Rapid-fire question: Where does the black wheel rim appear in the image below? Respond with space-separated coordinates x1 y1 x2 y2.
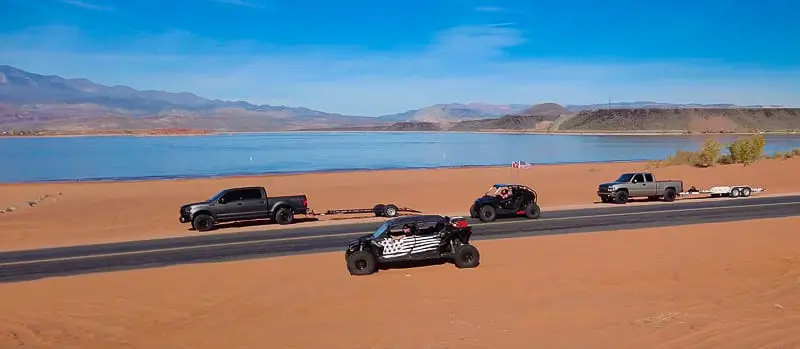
279 210 291 221
355 259 367 270
463 252 474 263
199 219 209 229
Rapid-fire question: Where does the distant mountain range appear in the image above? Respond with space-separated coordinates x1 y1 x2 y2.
0 65 789 133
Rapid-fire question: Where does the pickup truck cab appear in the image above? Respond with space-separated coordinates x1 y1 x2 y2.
597 172 684 204
179 186 309 232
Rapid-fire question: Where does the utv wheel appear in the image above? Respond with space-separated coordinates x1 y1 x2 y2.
478 205 496 222
383 204 399 217
613 190 629 204
663 188 677 202
192 214 215 232
453 244 480 269
346 251 377 275
469 204 478 218
524 203 541 219
274 207 294 225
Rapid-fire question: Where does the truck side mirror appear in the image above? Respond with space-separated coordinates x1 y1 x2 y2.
218 198 226 204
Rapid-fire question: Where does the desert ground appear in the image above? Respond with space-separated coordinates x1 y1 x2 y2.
1 216 798 349
2 157 800 251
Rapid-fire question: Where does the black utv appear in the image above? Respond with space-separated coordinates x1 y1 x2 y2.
469 184 541 222
344 215 480 276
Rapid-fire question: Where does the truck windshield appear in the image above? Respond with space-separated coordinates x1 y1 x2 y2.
616 173 635 182
371 222 390 239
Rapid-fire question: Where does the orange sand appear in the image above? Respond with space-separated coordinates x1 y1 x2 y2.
1 216 798 349
1 157 800 251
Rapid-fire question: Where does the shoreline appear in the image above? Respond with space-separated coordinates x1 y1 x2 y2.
0 159 657 185
1 157 799 251
3 129 800 139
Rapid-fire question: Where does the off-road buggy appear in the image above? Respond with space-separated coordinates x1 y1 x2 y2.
469 184 541 222
344 215 480 276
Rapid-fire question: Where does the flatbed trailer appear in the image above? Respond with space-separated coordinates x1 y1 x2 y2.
308 203 422 218
679 185 765 198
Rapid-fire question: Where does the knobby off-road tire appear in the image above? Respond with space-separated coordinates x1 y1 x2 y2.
469 204 478 218
524 203 541 219
192 214 215 232
346 251 377 275
453 244 480 269
478 205 497 222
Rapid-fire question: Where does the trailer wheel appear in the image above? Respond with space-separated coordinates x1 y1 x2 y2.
730 187 741 198
373 204 386 217
741 187 752 197
383 204 399 217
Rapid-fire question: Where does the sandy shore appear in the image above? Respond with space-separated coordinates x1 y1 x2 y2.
2 157 800 251
1 216 798 348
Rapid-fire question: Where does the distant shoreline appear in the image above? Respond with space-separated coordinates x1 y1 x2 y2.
3 129 800 139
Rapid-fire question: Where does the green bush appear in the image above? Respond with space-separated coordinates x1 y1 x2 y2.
727 134 765 165
692 138 722 167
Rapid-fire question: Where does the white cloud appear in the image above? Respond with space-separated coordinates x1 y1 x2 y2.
56 0 114 11
207 0 269 9
0 25 798 116
474 6 505 12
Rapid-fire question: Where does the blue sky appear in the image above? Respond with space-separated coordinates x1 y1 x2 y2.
1 0 798 116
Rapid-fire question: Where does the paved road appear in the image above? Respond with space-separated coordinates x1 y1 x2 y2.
2 195 799 283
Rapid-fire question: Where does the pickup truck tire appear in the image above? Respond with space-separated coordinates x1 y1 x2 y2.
524 203 541 219
478 205 497 222
613 190 629 204
274 207 294 225
192 214 215 232
452 244 480 269
663 188 677 202
346 251 377 275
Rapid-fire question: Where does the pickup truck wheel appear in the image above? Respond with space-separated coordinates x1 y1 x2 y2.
274 207 294 225
452 244 480 269
478 205 496 222
346 251 377 275
663 188 677 202
613 191 629 204
524 203 541 219
192 214 215 232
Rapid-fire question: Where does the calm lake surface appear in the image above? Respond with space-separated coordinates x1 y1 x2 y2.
1 132 799 183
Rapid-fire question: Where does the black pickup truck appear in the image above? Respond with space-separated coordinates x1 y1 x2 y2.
179 186 309 232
